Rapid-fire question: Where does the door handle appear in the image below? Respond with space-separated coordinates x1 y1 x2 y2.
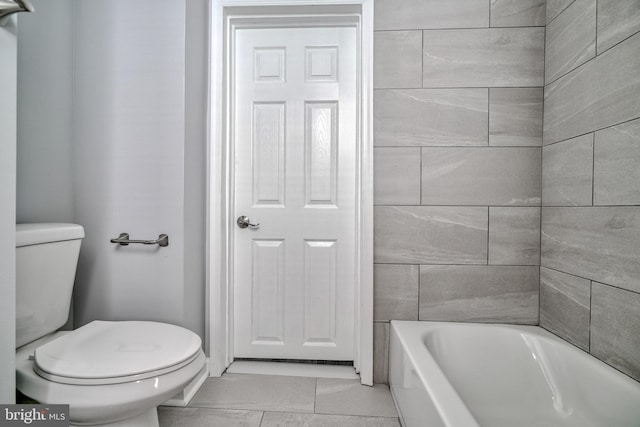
237 216 260 229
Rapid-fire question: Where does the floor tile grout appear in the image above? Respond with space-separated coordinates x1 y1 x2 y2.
313 377 318 414
160 407 401 426
162 374 399 425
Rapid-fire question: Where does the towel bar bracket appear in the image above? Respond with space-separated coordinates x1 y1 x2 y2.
0 0 35 21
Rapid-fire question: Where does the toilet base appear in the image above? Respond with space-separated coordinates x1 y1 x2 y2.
71 409 158 427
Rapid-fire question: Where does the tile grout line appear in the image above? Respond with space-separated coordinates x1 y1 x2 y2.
540 265 640 296
376 262 543 267
546 0 579 27
374 86 549 91
595 24 640 57
417 263 421 321
313 377 317 414
421 28 424 89
595 0 599 55
589 280 593 354
419 147 423 206
487 87 491 146
392 146 542 150
375 25 546 32
486 206 490 265
545 28 640 87
375 203 640 208
540 12 546 320
591 132 595 206
543 115 640 148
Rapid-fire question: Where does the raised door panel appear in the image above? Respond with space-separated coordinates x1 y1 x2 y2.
253 102 286 207
251 239 285 345
303 240 338 346
305 102 338 207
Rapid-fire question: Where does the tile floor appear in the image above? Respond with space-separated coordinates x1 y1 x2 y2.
158 374 400 427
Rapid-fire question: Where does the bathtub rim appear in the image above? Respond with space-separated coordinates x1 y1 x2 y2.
390 320 480 427
389 320 640 427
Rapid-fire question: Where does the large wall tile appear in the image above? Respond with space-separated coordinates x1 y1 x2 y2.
375 0 489 31
374 31 422 89
545 0 596 83
546 0 575 24
594 119 640 206
541 207 640 293
419 265 539 324
422 147 541 206
542 0 640 376
374 148 421 205
597 0 640 54
489 88 543 147
543 32 640 145
591 282 640 381
374 206 488 264
374 264 419 321
373 322 390 384
542 134 593 206
490 0 546 27
488 207 540 265
539 267 590 351
374 89 488 147
423 28 544 88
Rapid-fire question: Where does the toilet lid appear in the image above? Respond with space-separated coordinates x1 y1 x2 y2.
34 320 202 385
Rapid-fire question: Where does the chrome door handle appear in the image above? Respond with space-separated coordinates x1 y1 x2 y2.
237 216 260 229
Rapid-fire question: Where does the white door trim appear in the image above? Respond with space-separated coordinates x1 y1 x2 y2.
206 0 374 385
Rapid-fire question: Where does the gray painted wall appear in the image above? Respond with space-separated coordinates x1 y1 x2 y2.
0 15 17 404
15 0 208 344
540 0 640 382
17 0 74 223
71 0 187 329
372 0 545 383
183 0 209 350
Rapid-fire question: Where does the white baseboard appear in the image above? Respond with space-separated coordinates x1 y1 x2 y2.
161 360 210 407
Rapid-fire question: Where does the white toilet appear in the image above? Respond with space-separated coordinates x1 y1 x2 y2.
15 223 207 427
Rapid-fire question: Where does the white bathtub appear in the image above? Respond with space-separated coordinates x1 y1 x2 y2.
389 321 640 427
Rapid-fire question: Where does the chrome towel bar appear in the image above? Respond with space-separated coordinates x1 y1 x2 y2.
110 232 169 247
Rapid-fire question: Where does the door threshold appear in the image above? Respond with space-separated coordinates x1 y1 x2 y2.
226 360 359 380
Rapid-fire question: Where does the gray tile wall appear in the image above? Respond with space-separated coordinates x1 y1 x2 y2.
544 0 596 83
423 28 544 88
419 265 539 323
541 3 640 382
543 33 640 145
597 0 640 54
373 0 544 383
489 88 543 147
546 0 575 24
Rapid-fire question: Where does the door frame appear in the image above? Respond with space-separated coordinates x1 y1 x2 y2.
206 0 374 385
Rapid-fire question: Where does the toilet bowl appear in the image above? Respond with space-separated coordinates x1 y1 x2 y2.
15 224 207 426
16 322 206 427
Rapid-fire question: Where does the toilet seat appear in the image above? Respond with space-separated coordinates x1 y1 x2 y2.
34 320 202 386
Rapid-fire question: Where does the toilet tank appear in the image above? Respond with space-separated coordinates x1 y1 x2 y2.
16 223 85 348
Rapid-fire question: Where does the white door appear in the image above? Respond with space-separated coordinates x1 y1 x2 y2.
233 26 357 360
